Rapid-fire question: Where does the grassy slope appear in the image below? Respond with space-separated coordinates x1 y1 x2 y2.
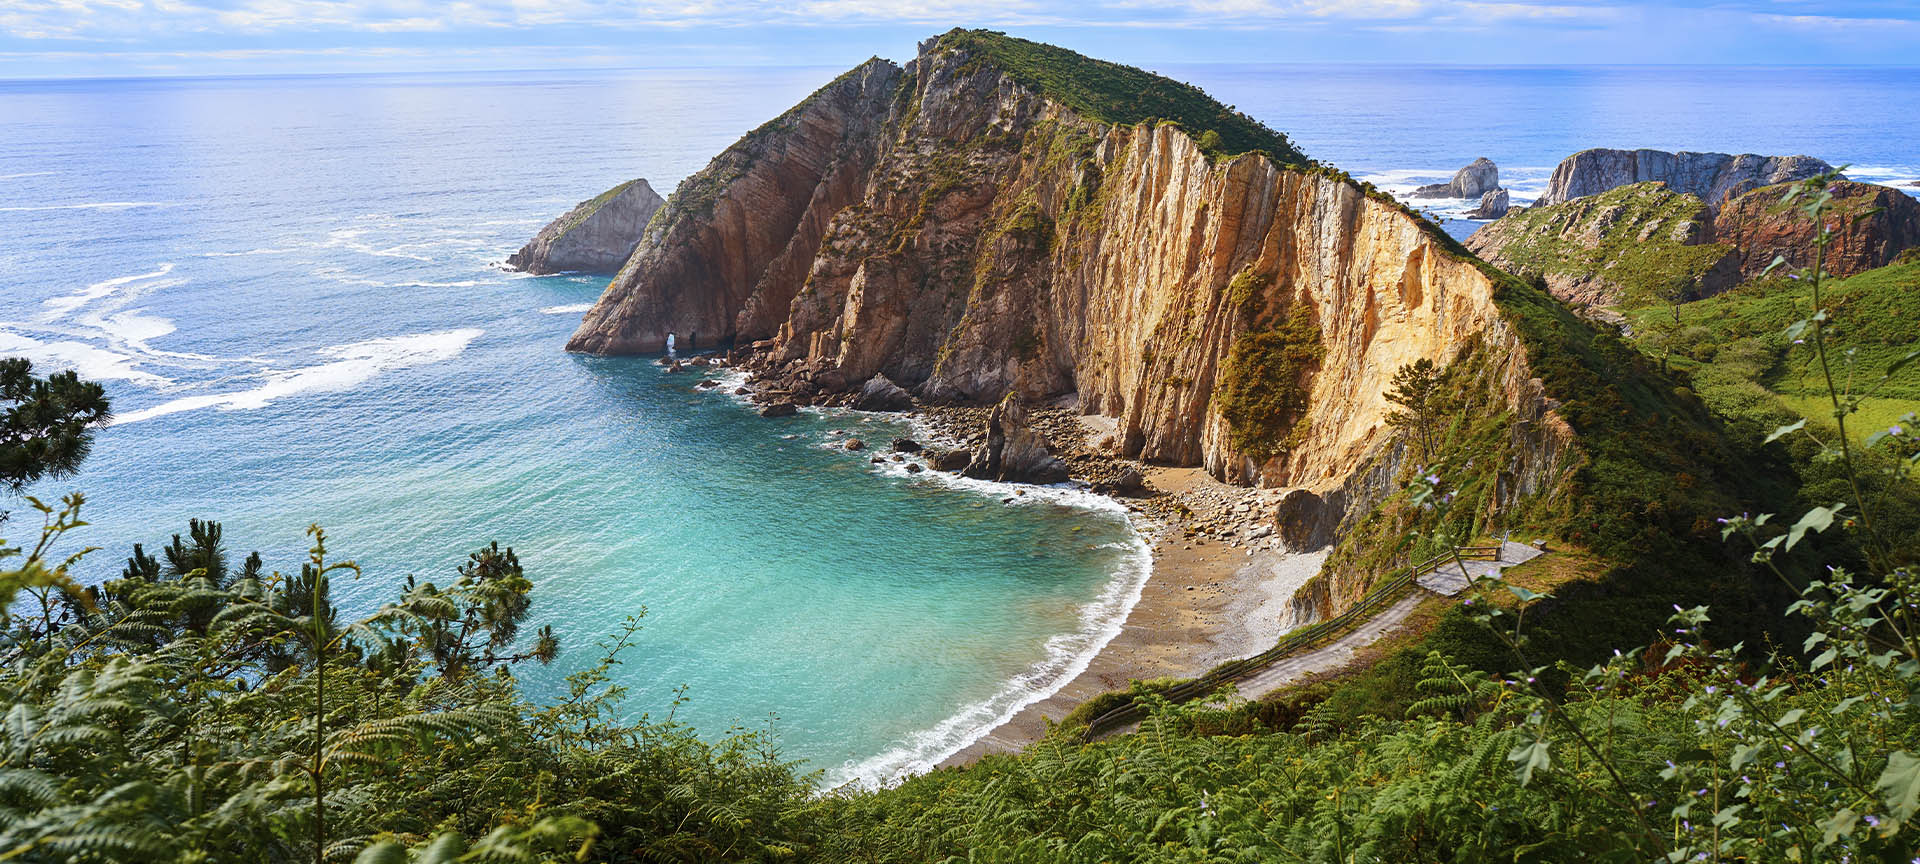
1473 181 1733 303
936 29 1308 166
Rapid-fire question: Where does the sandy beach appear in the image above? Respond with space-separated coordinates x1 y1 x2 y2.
941 465 1328 766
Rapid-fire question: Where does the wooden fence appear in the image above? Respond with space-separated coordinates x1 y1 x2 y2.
1076 545 1501 742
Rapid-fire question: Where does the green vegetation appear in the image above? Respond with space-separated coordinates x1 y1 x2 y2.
1384 358 1446 461
1475 181 1735 305
555 179 640 238
935 29 1307 166
1 359 109 499
1217 303 1324 461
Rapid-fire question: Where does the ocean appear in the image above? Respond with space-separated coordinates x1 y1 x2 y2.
2 62 1914 786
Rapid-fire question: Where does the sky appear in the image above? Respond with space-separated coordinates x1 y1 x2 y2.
2 1 1918 78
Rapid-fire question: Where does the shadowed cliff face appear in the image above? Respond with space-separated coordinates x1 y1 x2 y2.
570 36 1570 506
565 58 901 354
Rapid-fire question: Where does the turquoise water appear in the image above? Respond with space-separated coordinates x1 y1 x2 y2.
0 68 1147 785
2 63 1915 784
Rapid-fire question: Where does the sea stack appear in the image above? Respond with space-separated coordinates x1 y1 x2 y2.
1535 148 1832 207
1411 157 1499 199
507 178 665 275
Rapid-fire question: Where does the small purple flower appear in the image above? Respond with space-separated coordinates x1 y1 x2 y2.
1425 473 1440 485
1891 425 1904 436
1792 339 1805 345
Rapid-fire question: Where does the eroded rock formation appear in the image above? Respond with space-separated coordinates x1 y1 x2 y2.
569 31 1588 618
1713 180 1920 280
1536 148 1832 208
508 179 664 274
1412 157 1499 200
1465 188 1510 220
1466 182 1738 306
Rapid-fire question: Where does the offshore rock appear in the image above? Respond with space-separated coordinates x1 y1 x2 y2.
1411 157 1499 199
1536 148 1832 207
1713 180 1920 280
760 402 799 418
963 396 1069 484
508 179 665 274
1464 187 1510 220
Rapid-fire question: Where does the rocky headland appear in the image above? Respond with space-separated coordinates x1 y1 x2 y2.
1534 148 1832 208
1469 177 1920 307
508 178 665 274
542 32 1799 726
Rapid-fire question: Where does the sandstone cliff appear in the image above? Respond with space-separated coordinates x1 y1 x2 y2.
1536 148 1832 208
1466 182 1738 306
570 31 1612 621
1412 157 1498 199
508 179 664 274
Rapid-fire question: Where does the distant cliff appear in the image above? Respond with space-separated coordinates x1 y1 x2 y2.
1466 182 1738 306
508 179 664 275
1536 148 1832 208
1469 178 1920 307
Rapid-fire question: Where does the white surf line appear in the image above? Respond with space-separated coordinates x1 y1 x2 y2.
0 201 169 212
680 367 1157 789
540 303 595 315
110 328 483 426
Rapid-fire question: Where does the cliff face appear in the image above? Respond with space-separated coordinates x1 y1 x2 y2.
1536 148 1832 208
570 31 1586 616
508 179 665 275
566 59 901 353
1713 180 1920 280
1466 182 1739 306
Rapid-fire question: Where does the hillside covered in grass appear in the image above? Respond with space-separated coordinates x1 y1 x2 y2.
935 29 1308 165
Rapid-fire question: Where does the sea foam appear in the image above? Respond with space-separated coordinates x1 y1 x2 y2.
112 328 483 425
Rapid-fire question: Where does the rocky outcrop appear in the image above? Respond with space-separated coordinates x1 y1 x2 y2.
853 374 913 411
1464 188 1510 220
962 396 1069 484
566 59 902 354
1536 148 1832 208
1412 157 1499 200
1713 180 1920 281
570 31 1584 617
1273 488 1342 552
1467 182 1739 306
1471 178 1920 305
508 179 665 274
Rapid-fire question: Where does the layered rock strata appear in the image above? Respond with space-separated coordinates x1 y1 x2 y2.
571 31 1581 618
1713 180 1920 280
1536 148 1832 208
508 179 665 274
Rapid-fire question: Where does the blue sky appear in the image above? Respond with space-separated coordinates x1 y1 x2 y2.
3 1 1918 78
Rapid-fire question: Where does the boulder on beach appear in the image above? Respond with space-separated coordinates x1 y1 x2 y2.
891 437 922 453
760 402 799 418
694 379 720 389
1274 488 1344 552
1411 157 1499 200
933 449 973 472
853 373 913 411
962 395 1070 484
844 438 865 451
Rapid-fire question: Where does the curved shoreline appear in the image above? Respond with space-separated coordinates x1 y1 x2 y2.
697 361 1303 785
